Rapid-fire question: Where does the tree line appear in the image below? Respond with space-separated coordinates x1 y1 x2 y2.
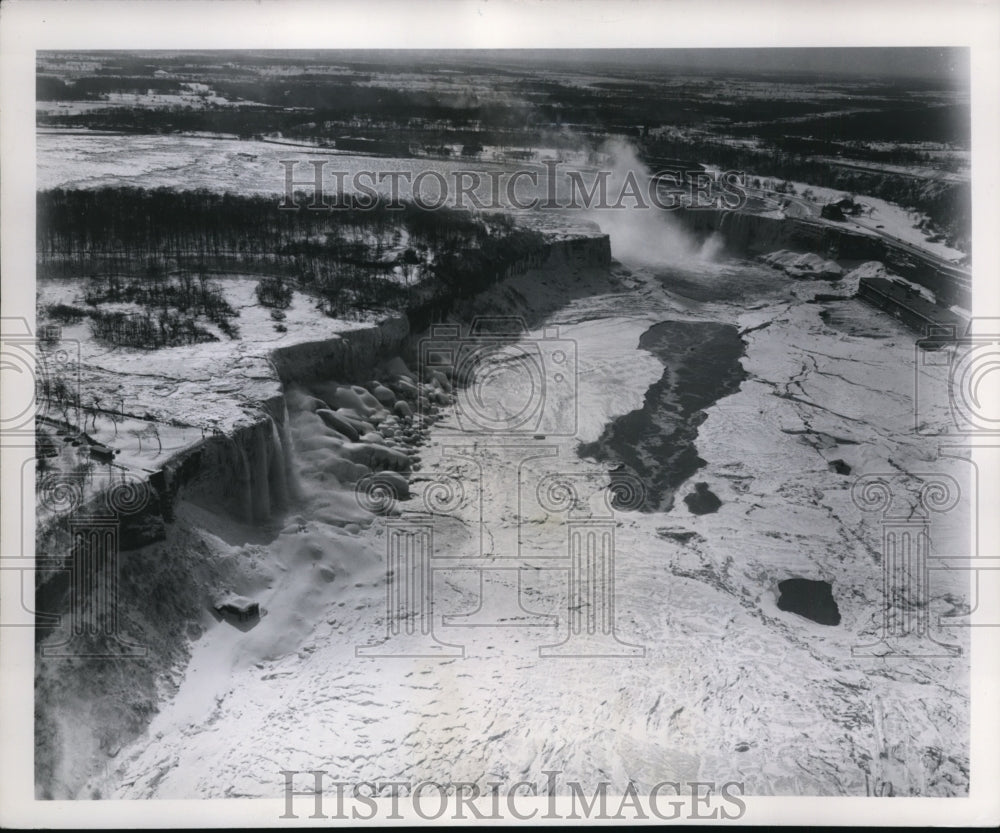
38 187 550 338
641 135 971 253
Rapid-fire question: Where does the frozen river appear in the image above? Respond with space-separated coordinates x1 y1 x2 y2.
71 249 971 801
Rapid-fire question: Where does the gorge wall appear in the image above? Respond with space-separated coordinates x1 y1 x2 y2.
32 228 614 798
676 207 970 309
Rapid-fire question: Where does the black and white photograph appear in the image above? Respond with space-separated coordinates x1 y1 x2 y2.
2 0 998 827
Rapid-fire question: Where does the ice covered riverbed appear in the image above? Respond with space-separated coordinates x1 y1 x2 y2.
80 255 969 800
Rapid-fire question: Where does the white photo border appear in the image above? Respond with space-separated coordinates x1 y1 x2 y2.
2 0 998 827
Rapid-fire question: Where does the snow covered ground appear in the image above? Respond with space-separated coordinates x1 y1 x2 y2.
35 277 379 458
768 178 967 264
74 249 970 801
36 89 238 116
36 132 514 198
33 130 972 802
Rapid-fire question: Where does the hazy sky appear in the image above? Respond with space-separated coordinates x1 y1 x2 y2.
46 47 970 85
450 47 971 83
304 47 969 84
602 47 969 81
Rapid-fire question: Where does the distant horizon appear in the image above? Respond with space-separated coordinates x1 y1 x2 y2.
37 47 970 86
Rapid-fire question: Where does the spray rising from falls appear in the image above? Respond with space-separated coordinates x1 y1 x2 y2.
582 139 721 267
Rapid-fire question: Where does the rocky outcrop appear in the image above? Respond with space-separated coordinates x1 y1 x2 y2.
675 207 970 309
828 459 852 476
675 208 884 260
270 315 410 385
543 233 612 269
158 315 411 522
760 250 843 281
